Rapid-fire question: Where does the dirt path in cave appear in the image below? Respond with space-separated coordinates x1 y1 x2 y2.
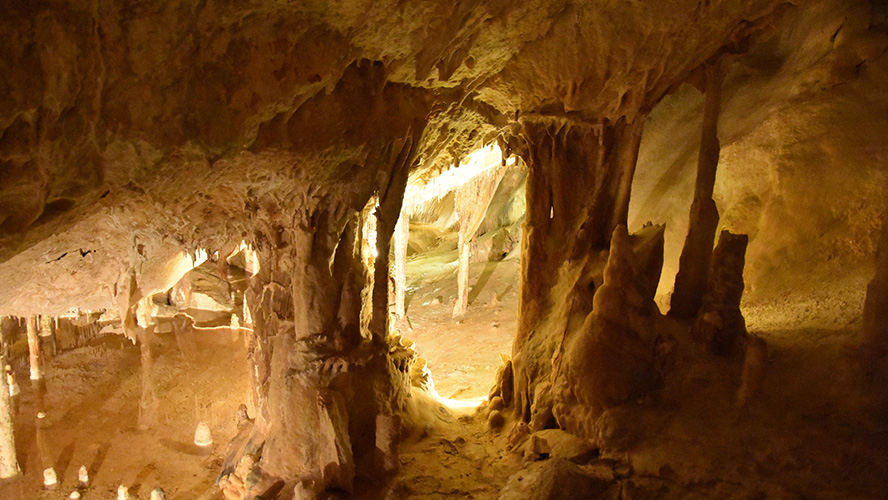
396 245 519 401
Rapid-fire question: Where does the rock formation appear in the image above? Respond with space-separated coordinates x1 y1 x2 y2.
670 60 725 319
692 230 749 356
550 225 662 445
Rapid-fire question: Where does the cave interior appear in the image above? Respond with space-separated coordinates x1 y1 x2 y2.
1 0 888 499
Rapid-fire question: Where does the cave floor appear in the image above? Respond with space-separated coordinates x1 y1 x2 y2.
2 244 887 499
0 329 249 500
396 245 520 401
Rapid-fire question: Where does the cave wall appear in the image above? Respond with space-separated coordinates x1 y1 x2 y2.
629 0 888 322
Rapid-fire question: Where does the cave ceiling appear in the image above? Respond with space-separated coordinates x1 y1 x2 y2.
0 0 792 315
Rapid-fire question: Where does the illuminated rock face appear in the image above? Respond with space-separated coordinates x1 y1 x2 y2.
1 0 887 498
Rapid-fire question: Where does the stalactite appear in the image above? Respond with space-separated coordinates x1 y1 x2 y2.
670 60 725 319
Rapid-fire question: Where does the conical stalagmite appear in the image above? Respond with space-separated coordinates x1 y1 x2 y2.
551 225 661 444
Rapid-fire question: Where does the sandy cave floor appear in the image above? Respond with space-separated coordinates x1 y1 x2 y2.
0 328 251 500
1 239 888 499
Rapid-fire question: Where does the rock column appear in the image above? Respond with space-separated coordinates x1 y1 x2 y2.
27 315 43 381
670 60 725 319
452 166 507 317
393 206 409 320
511 117 647 423
0 352 19 479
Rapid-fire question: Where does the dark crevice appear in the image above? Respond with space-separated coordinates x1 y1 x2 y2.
47 252 68 263
830 22 844 44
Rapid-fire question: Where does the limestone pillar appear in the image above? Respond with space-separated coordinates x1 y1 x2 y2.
670 60 725 319
27 315 44 381
0 353 19 479
452 165 507 317
138 326 158 430
453 230 472 317
393 206 409 320
511 116 647 422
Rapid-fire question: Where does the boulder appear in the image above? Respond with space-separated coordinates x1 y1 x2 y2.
497 458 618 500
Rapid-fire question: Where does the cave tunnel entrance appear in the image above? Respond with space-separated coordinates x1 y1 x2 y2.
391 144 526 401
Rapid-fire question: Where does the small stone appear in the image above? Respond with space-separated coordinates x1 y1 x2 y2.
194 421 213 447
118 484 131 500
43 467 58 489
69 491 81 499
37 411 46 419
150 487 167 500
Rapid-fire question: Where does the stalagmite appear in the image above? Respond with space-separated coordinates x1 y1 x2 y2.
195 421 213 447
0 355 20 479
510 117 648 423
5 365 19 397
43 467 58 489
551 225 660 443
692 230 749 355
670 60 726 319
39 315 56 356
117 484 130 500
452 166 507 317
393 205 409 320
78 465 89 488
27 315 44 380
138 326 158 430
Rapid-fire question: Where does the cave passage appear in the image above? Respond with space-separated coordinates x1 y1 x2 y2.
394 144 526 401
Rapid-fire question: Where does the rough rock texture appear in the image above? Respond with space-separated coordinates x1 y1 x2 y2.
496 458 618 500
630 0 888 313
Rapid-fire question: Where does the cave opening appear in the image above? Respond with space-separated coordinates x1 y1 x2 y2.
392 144 526 402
